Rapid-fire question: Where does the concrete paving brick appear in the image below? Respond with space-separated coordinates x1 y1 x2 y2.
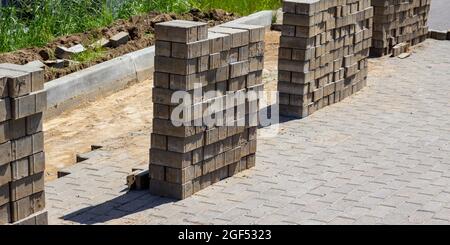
0 63 44 93
278 0 372 118
155 20 208 43
11 90 47 120
0 69 32 98
0 98 11 123
0 65 46 225
149 20 264 200
0 76 7 99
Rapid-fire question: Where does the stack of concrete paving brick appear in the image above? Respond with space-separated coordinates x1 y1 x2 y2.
149 20 265 199
0 64 47 225
279 0 373 118
371 0 431 57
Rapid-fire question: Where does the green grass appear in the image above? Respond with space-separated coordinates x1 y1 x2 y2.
190 0 281 16
71 47 107 63
0 0 281 53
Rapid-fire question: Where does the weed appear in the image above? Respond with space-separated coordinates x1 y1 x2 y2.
0 0 281 53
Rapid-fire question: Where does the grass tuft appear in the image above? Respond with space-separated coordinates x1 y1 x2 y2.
0 0 281 53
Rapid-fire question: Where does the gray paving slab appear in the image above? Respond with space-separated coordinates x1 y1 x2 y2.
46 39 450 225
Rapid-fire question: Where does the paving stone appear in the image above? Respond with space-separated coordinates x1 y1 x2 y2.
0 76 6 99
10 191 45 222
0 64 47 225
278 0 372 118
370 0 430 56
0 203 11 225
11 90 46 120
0 69 32 98
110 32 130 48
155 20 208 43
0 98 11 122
0 63 44 93
149 21 265 200
55 44 86 59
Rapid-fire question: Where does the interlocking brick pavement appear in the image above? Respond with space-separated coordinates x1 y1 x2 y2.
46 39 450 225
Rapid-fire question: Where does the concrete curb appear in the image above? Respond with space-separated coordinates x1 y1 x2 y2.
221 10 274 27
44 46 155 118
44 11 274 119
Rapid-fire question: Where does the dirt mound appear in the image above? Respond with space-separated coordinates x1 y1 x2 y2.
0 9 238 82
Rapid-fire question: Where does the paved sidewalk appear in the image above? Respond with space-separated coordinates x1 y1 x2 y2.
429 0 450 31
46 39 450 225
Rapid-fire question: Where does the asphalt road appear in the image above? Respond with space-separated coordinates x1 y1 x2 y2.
429 0 450 31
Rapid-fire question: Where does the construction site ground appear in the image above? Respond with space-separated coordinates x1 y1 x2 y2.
44 31 450 225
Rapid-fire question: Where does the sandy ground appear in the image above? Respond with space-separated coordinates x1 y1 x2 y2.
44 31 281 181
44 78 153 181
43 30 392 181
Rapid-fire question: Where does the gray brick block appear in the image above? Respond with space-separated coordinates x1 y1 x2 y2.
26 113 43 135
279 0 372 118
230 61 250 78
152 118 197 138
0 76 7 98
171 39 210 59
154 56 197 75
280 36 314 49
110 32 130 48
155 41 172 57
249 42 265 57
0 203 10 225
10 191 45 223
0 69 32 98
170 71 210 91
167 133 204 153
150 20 262 200
153 104 170 120
11 132 44 161
283 13 316 27
209 27 249 48
0 63 44 93
10 172 44 201
150 148 192 169
369 0 430 56
283 0 319 16
12 210 48 225
0 184 9 206
149 164 165 181
208 32 232 54
11 157 29 181
8 118 26 140
149 179 193 199
155 20 208 43
0 141 11 167
166 166 195 184
0 121 9 144
11 152 45 181
11 90 47 120
221 23 265 43
0 98 10 123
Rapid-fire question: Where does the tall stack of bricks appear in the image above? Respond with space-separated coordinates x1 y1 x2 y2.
150 20 265 199
279 0 373 118
0 64 47 225
371 0 431 57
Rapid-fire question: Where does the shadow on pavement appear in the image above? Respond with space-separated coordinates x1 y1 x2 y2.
61 190 174 225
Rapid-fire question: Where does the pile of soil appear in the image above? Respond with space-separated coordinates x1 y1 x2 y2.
0 9 238 82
